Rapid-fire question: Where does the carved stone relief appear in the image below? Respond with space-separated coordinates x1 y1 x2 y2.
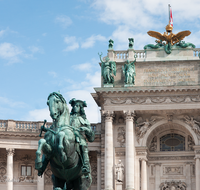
135 116 163 142
0 162 6 183
91 162 97 185
149 156 194 161
188 135 195 151
183 115 200 136
160 181 186 190
149 136 157 152
44 164 52 185
163 166 183 175
117 127 125 147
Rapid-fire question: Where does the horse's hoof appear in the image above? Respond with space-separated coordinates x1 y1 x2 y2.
54 188 62 190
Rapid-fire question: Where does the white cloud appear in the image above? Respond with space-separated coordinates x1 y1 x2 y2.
0 29 6 37
28 46 44 54
81 34 107 48
48 71 57 78
26 108 52 122
42 33 47 36
72 63 92 71
0 96 26 108
55 15 72 28
0 42 23 64
63 36 79 51
86 71 101 87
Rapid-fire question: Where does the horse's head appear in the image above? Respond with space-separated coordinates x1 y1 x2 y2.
47 92 67 121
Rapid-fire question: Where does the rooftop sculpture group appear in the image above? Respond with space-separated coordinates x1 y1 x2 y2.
144 23 195 54
35 92 95 190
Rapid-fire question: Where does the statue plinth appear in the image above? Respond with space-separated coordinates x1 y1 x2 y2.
124 84 134 87
116 181 123 190
104 84 113 88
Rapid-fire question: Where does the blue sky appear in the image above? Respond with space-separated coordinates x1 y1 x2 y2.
0 0 200 123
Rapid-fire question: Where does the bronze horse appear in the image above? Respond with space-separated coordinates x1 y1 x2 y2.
35 92 94 190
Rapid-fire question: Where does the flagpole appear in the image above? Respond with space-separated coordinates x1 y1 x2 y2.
168 4 170 24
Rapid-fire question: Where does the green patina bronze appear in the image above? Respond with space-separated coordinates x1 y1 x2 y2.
175 41 195 48
122 56 136 85
35 92 95 190
108 39 114 49
99 52 116 84
128 38 134 49
144 40 164 50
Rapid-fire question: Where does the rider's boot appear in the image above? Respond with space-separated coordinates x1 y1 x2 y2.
81 145 90 175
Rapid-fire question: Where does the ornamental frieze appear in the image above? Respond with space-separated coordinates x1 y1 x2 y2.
104 95 200 105
148 156 194 161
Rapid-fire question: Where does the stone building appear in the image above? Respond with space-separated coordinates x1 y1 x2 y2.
1 36 200 190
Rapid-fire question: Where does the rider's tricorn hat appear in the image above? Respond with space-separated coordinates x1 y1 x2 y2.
69 98 87 107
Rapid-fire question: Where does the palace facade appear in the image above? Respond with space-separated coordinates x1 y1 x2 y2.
1 38 200 190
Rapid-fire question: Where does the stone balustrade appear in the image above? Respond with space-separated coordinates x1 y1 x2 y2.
114 50 128 60
0 119 100 134
193 48 200 57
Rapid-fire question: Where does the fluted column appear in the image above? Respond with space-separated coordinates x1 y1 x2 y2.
195 155 200 190
97 151 101 190
102 110 114 190
6 148 15 190
141 158 147 190
124 110 135 190
37 175 44 190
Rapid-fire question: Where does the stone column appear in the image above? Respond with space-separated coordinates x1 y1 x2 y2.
185 162 191 190
102 110 114 190
134 157 140 190
195 155 200 190
6 148 15 190
124 110 135 190
141 158 147 190
97 151 101 190
37 175 44 190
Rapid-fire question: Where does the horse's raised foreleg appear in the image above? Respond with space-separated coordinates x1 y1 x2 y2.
57 131 67 163
35 139 46 164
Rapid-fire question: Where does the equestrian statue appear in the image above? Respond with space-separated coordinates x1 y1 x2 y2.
35 92 95 190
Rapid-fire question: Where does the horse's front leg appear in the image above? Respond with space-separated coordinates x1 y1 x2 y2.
35 139 52 168
57 131 67 163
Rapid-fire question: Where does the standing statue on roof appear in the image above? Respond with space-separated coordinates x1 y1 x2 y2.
69 98 95 175
98 52 116 84
122 56 136 85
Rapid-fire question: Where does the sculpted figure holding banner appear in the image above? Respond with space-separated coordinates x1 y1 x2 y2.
122 57 136 85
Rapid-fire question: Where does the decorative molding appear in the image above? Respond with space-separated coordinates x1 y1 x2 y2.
102 95 200 106
14 154 35 162
149 156 194 161
115 152 125 157
102 110 114 121
188 135 195 151
136 151 147 156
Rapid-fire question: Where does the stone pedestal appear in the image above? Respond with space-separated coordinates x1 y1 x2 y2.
116 182 123 190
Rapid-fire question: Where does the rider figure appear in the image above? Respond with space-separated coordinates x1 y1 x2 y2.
69 98 95 174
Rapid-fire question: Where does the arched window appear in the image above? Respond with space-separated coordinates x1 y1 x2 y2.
160 133 185 151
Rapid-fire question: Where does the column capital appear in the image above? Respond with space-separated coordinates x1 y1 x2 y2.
102 110 114 121
139 158 148 162
194 155 200 160
6 148 15 156
123 110 135 120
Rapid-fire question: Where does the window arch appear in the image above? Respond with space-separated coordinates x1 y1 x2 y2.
160 133 185 151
